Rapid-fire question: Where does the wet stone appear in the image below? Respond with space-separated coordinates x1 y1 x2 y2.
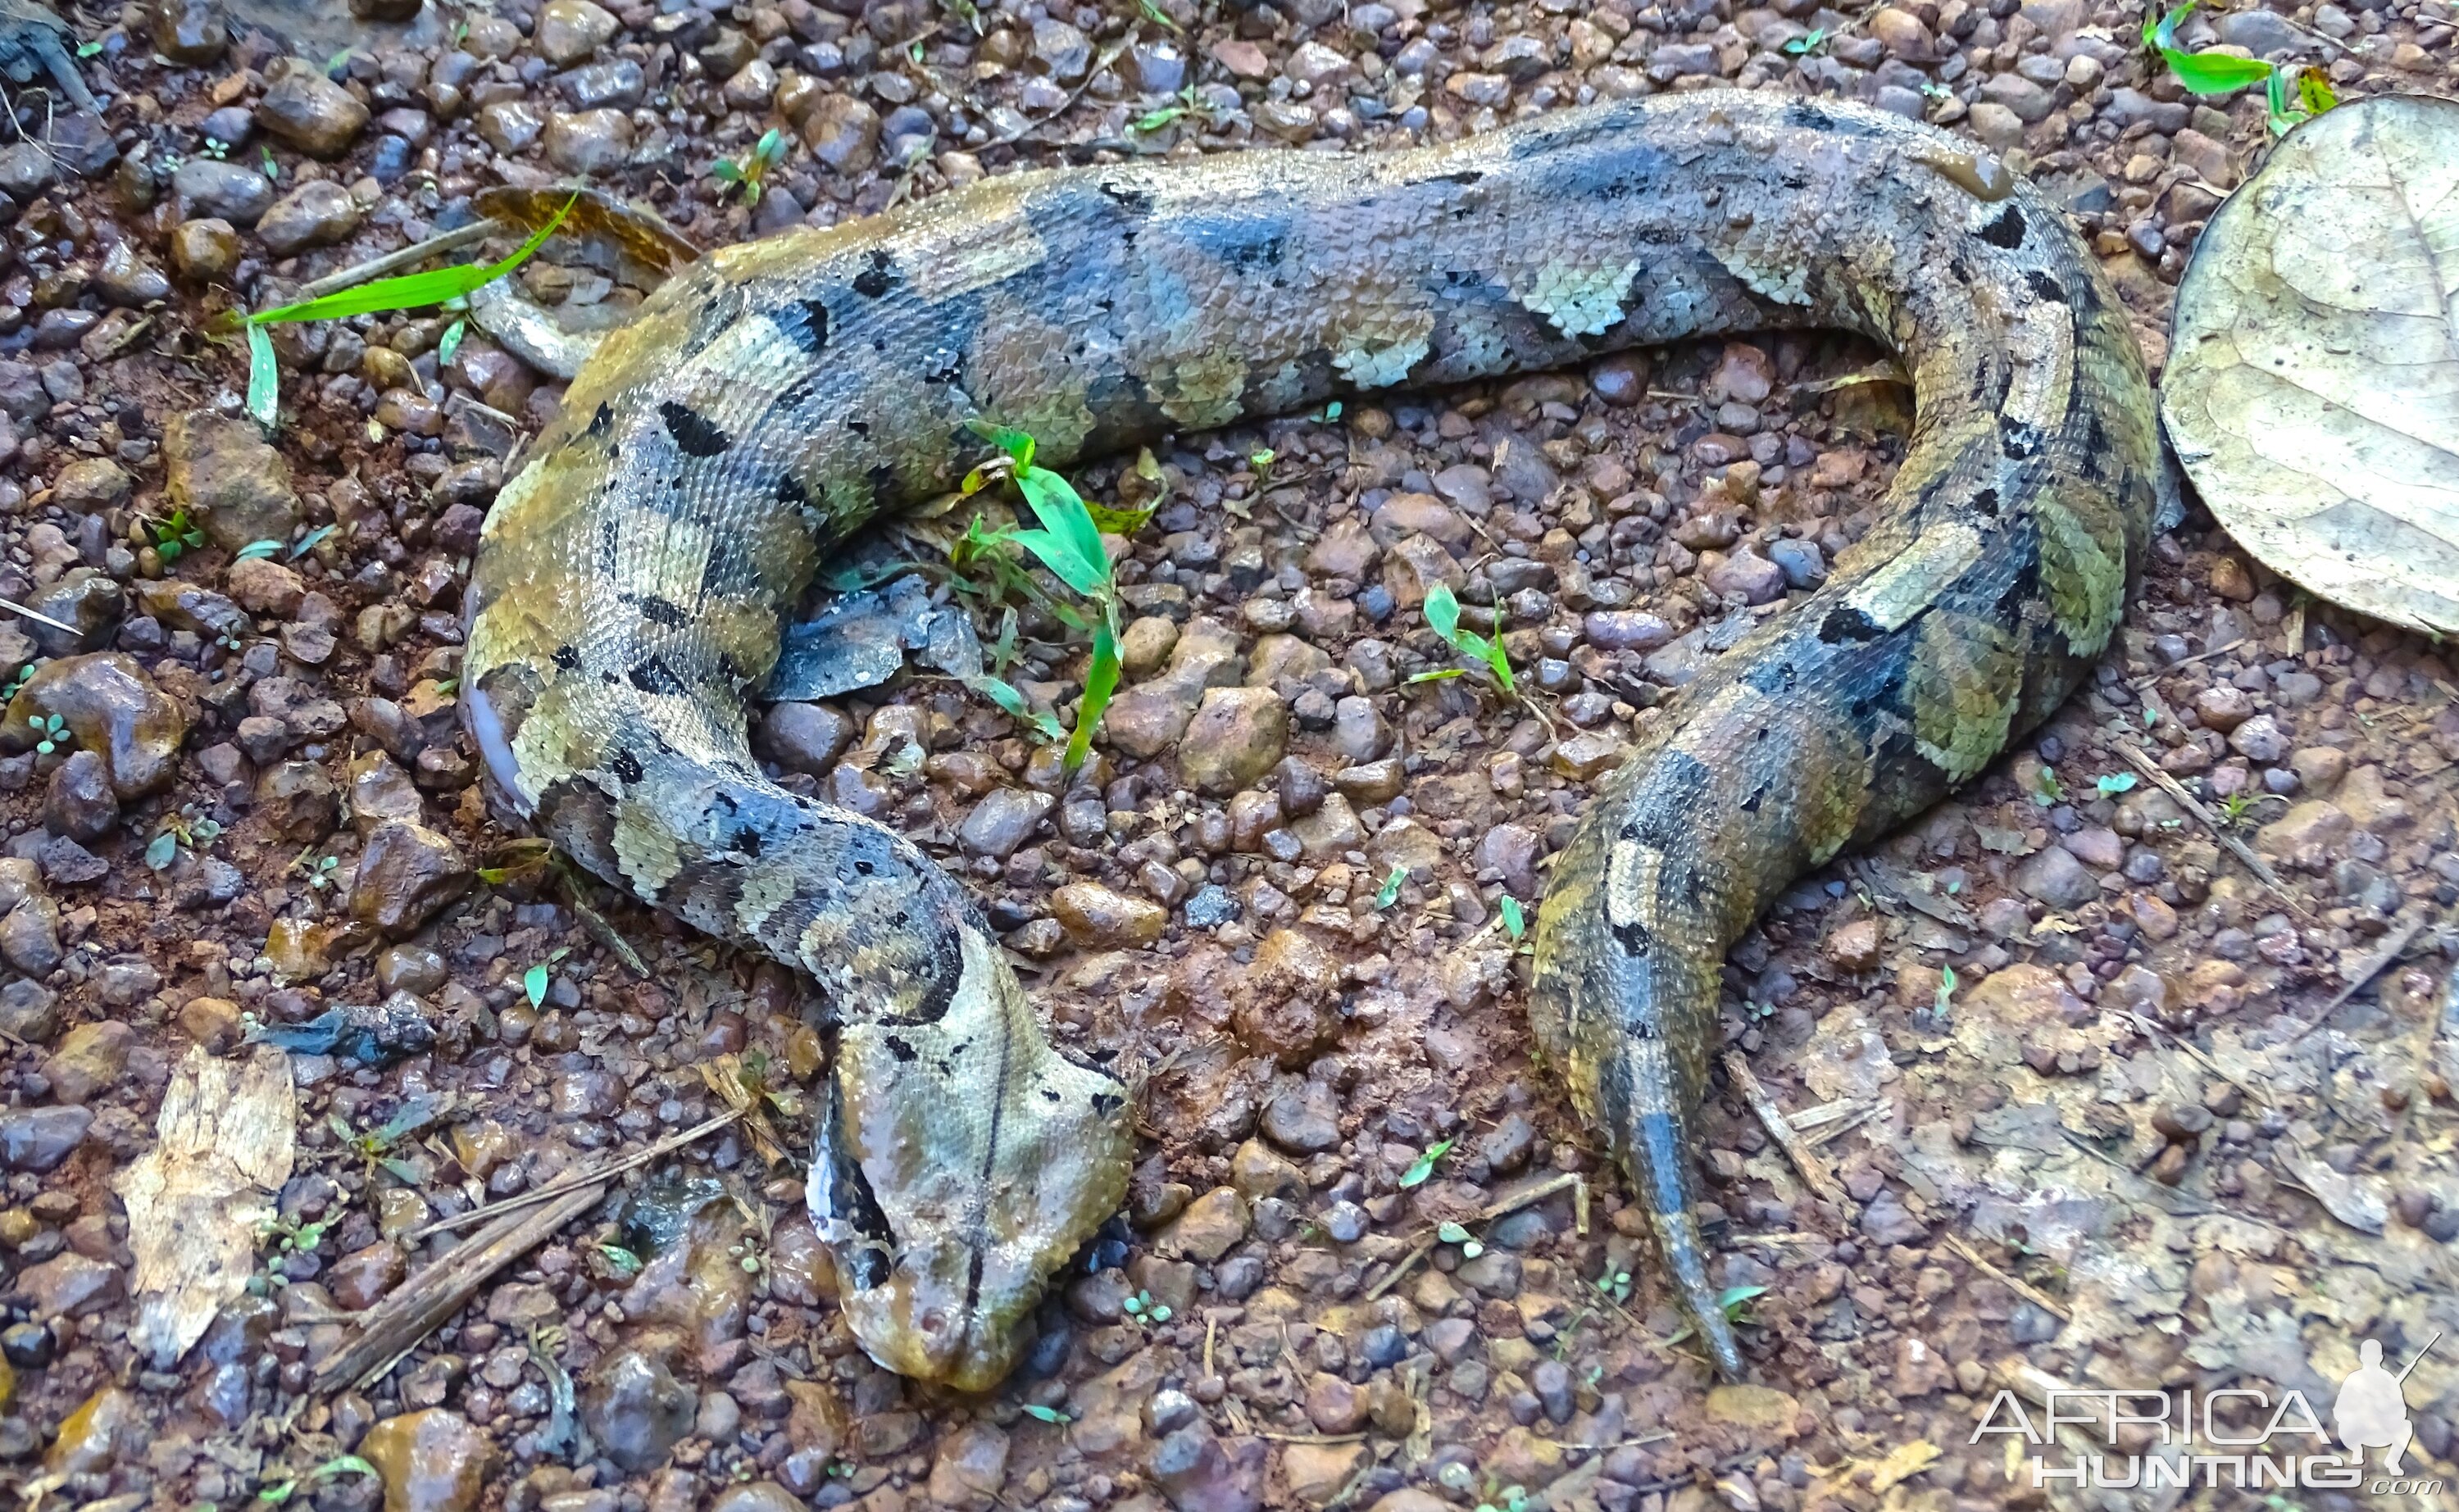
2015 843 2100 910
537 0 621 65
43 749 117 842
257 66 371 157
1261 1078 1341 1153
350 822 474 938
165 409 301 551
361 1410 498 1512
0 1106 89 1171
172 161 275 226
546 110 634 175
585 1346 696 1472
958 788 1054 859
257 180 364 256
1180 687 1289 797
152 0 227 62
1050 882 1168 949
172 218 243 280
42 1021 130 1105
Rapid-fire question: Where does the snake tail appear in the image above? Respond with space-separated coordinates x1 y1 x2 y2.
463 92 2157 1388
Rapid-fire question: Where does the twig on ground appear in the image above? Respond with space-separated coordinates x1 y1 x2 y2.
1723 1050 1847 1206
2115 742 2308 917
1942 1232 2070 1321
988 41 1130 145
405 1110 739 1240
1365 1172 1588 1301
2287 909 2433 1042
319 1180 607 1392
293 220 499 302
0 595 83 636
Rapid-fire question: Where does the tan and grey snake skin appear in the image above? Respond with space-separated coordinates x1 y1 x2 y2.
462 92 2159 1389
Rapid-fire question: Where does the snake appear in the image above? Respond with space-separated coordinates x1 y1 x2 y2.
461 91 2158 1389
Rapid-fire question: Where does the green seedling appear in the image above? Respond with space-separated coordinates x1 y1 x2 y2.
1668 1284 1768 1346
1437 1220 1485 1259
1413 582 1516 693
2142 3 2336 134
2029 765 2066 806
257 1455 377 1506
146 506 207 563
951 423 1139 771
1399 1137 1454 1189
29 714 67 756
711 127 789 207
1019 1403 1072 1423
1375 864 1408 909
2095 771 2138 797
1782 25 1829 52
146 807 225 870
1120 1288 1174 1325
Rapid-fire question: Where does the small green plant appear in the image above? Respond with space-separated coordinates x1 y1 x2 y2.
1668 1284 1768 1346
147 506 207 563
1132 85 1217 133
2028 764 2066 806
1120 1288 1174 1326
1499 895 1531 954
260 145 280 181
1596 1265 1634 1305
2218 791 2265 828
298 852 340 892
0 664 34 701
436 316 467 369
1437 1220 1485 1259
2095 771 2138 797
1412 582 1516 693
234 538 283 561
29 714 68 756
257 1212 334 1281
227 194 577 432
1375 864 1408 910
711 127 789 207
952 424 1132 771
1019 1402 1072 1424
525 962 550 1007
1399 1137 1454 1190
597 1242 644 1278
1782 26 1829 53
1931 962 1957 1021
2142 2 2337 134
257 1455 377 1506
146 808 225 870
327 1106 425 1186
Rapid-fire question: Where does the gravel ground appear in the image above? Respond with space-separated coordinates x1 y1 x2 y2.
0 0 2450 1510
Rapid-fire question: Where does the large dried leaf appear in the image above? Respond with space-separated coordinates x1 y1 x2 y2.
114 1047 296 1368
2161 94 2459 634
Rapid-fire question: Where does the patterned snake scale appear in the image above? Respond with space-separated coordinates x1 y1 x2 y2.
462 91 2159 1390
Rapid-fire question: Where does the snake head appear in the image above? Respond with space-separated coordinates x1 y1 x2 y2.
809 928 1133 1392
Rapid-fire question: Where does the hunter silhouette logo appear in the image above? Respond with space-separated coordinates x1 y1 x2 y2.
2334 1333 2439 1476
1973 1328 2448 1496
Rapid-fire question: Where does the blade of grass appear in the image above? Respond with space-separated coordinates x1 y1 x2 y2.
248 194 576 326
245 323 280 429
1066 613 1121 771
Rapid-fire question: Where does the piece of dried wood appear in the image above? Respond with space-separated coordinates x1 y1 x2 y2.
1722 1050 1846 1206
319 1181 607 1393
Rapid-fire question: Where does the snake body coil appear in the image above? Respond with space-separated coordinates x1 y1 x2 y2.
464 93 2158 1387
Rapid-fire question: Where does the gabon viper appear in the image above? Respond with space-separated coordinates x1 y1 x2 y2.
462 91 2158 1388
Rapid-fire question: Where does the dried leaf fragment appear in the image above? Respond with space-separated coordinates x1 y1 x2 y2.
114 1047 297 1367
2162 94 2459 635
